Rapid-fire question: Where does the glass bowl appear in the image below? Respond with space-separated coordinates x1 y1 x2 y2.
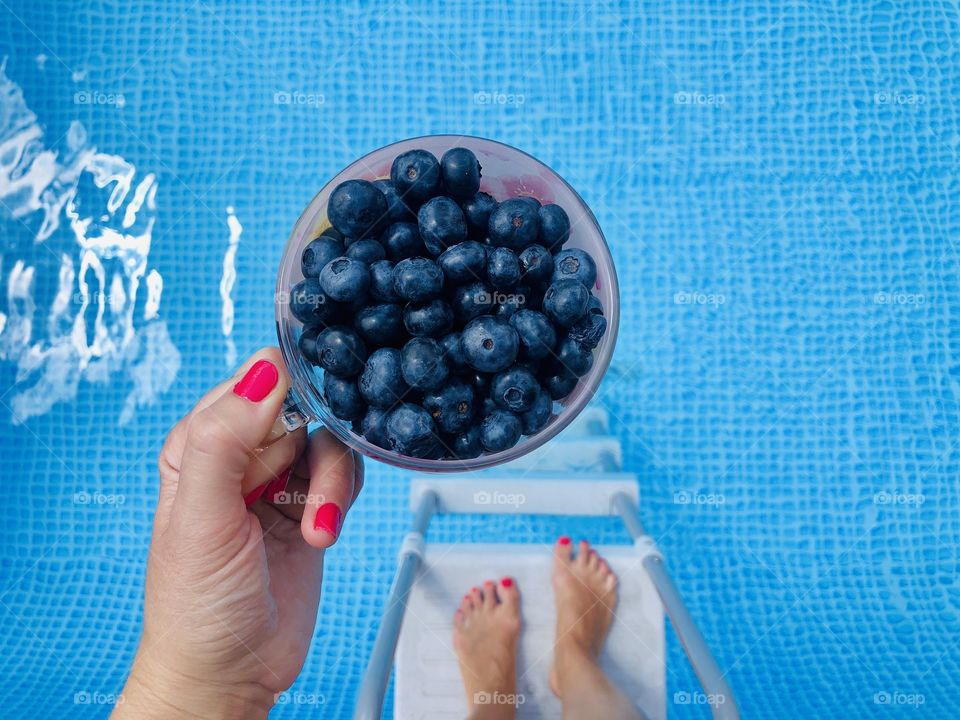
275 135 619 472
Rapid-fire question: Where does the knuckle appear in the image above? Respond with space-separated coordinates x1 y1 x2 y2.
187 408 240 456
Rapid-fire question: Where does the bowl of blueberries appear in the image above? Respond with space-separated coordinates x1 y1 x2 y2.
276 135 618 471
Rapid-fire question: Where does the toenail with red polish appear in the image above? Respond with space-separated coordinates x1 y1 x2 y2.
501 577 513 587
559 536 571 545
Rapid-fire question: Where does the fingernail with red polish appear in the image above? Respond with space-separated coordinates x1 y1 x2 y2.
233 360 279 402
559 536 571 545
501 577 513 588
313 503 343 538
265 468 291 503
244 482 268 508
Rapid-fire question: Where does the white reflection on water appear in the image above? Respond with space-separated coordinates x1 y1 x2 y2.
0 60 180 425
220 206 242 368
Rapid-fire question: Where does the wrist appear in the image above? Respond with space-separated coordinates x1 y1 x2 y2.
114 656 274 720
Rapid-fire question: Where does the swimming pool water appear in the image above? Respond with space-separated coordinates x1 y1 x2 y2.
1 1 958 717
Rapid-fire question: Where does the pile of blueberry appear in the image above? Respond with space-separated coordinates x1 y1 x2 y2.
288 146 607 460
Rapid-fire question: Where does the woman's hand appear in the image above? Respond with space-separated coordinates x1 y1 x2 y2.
114 348 364 720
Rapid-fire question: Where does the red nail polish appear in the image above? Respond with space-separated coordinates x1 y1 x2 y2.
313 503 343 537
233 360 279 402
472 586 479 593
501 577 513 588
244 482 268 508
559 536 571 546
265 468 291 503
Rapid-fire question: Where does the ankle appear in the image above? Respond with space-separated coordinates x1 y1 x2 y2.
554 641 598 687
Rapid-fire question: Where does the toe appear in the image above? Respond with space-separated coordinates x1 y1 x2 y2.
554 535 573 564
461 593 474 613
469 585 484 606
482 580 497 608
576 540 591 565
454 608 465 628
498 576 520 609
587 548 600 570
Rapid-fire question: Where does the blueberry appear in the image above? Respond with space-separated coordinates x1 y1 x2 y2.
515 195 541 209
461 316 519 373
542 371 578 400
369 260 400 302
480 409 522 453
438 241 487 283
302 235 345 277
360 406 391 448
381 222 426 261
393 257 444 301
461 191 498 239
487 247 521 288
327 179 388 239
488 197 540 250
319 257 371 303
346 238 387 264
451 426 482 459
323 373 365 421
440 147 481 200
568 313 607 350
518 244 553 284
298 325 322 364
320 226 344 241
465 371 490 398
542 279 590 327
450 281 495 323
422 381 475 434
554 336 593 377
404 299 454 337
587 295 604 315
520 390 552 434
490 365 540 412
290 278 335 324
400 337 450 390
418 196 467 255
315 326 367 377
354 303 406 346
373 179 413 222
439 332 466 368
538 203 571 250
552 248 597 287
391 149 441 207
491 287 528 320
509 309 557 361
359 347 410 407
385 403 441 457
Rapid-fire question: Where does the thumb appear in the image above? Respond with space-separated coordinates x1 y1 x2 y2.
173 348 290 526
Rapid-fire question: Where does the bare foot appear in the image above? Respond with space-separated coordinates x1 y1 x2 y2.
453 577 522 720
549 537 618 698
